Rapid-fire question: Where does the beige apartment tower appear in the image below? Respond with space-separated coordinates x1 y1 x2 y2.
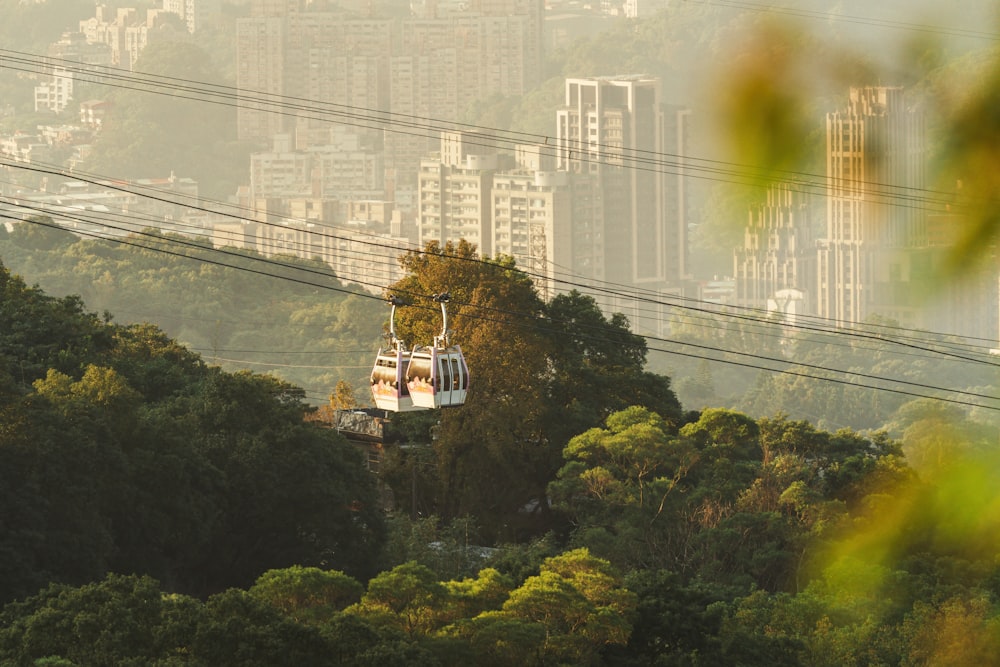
816 86 926 326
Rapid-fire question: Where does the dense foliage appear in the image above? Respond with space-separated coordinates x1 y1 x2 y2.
0 222 382 404
0 259 385 604
379 241 682 540
3 243 1000 663
4 2 1000 660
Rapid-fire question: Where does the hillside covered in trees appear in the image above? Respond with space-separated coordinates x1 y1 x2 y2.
0 258 385 605
0 219 382 402
3 240 1000 664
2 0 999 660
3 219 995 439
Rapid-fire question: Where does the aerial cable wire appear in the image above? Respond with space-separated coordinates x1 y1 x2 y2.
0 49 952 211
0 28 992 410
11 215 1000 410
4 153 996 374
0 165 413 287
5 57 994 343
3 54 996 368
0 209 378 299
4 157 998 372
0 49 977 216
3 57 992 328
5 156 991 367
10 207 999 412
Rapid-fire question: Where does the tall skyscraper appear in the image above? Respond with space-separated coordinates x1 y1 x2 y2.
555 77 688 291
816 86 927 326
236 16 288 142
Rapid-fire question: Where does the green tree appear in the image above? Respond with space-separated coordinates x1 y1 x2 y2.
441 567 513 623
385 244 683 541
8 217 76 252
194 589 334 666
0 574 203 666
0 236 382 412
550 406 696 570
0 260 112 385
501 548 636 665
542 291 682 452
249 566 364 625
680 408 762 503
442 612 546 667
351 561 450 636
387 240 553 537
186 370 386 593
0 391 123 602
902 596 1000 666
608 569 733 666
0 259 385 601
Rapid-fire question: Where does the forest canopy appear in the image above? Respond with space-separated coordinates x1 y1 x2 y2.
3 244 999 664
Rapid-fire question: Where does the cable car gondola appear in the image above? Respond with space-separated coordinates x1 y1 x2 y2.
370 296 423 412
405 292 469 409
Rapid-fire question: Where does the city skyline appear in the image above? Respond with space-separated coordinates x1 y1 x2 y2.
0 0 997 347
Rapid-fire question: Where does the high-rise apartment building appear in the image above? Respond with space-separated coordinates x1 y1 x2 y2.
237 11 393 146
250 128 384 202
491 170 577 299
416 132 596 298
236 0 543 196
236 17 287 142
417 132 497 256
726 85 999 343
816 86 927 326
555 77 689 290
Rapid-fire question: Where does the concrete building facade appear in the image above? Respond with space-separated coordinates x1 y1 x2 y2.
235 0 543 198
555 76 689 292
417 133 498 256
734 182 816 312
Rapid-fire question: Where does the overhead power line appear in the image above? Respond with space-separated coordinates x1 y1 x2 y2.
0 43 996 411
8 211 999 414
0 48 978 218
2 48 992 349
4 156 995 375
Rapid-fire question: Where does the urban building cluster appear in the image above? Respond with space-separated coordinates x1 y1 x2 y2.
414 76 691 321
734 86 998 342
3 1 996 345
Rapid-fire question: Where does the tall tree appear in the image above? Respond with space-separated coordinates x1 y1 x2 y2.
542 290 682 452
550 406 697 571
501 548 636 665
387 241 552 538
384 244 682 541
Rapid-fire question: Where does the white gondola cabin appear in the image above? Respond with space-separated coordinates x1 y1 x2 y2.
405 293 469 409
370 297 423 412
